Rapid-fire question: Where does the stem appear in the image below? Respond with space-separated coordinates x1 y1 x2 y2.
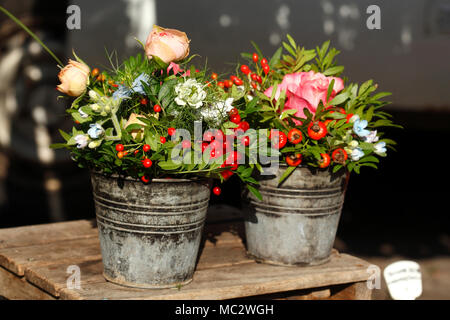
104 112 122 141
0 6 64 67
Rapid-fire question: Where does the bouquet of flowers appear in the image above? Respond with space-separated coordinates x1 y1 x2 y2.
50 25 255 189
210 35 401 185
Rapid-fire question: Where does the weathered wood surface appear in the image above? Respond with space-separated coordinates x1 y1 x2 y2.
0 219 373 300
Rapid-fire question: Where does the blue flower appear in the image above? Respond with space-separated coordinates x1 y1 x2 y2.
353 119 370 138
351 147 364 161
112 85 132 100
374 141 387 155
131 73 150 95
87 123 104 139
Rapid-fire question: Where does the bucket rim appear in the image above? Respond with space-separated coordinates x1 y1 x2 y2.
90 170 208 184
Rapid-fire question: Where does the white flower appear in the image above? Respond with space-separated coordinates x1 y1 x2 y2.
247 95 254 101
364 130 379 143
374 141 387 155
88 90 100 102
90 104 100 112
345 140 359 155
87 123 104 139
174 79 207 109
74 134 89 149
79 108 88 118
351 147 365 161
201 98 234 125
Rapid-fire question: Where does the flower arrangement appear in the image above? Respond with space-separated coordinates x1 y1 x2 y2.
209 35 401 185
49 25 255 187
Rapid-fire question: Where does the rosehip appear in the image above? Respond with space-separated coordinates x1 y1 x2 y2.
142 158 153 168
240 65 250 75
230 114 241 124
168 127 176 136
115 144 124 152
143 144 151 152
319 153 331 168
141 175 150 183
213 186 222 196
153 104 162 113
140 98 148 105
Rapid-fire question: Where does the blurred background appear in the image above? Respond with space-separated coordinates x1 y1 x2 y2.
0 0 449 299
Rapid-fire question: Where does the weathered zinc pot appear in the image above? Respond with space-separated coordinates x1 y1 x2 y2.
245 165 349 266
90 171 211 289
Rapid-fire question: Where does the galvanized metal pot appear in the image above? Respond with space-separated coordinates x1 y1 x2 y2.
244 165 349 266
90 171 211 289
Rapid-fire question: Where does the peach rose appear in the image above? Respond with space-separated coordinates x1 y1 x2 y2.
145 25 190 64
56 59 90 97
265 71 344 124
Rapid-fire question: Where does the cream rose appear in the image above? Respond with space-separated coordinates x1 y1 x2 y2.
145 25 190 64
56 59 90 97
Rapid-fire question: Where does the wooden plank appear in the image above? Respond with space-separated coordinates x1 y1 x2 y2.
0 266 55 300
59 253 371 300
329 281 373 300
0 237 102 276
23 236 252 298
0 219 97 249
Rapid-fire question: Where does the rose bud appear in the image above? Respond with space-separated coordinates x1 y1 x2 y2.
56 59 90 97
145 25 190 64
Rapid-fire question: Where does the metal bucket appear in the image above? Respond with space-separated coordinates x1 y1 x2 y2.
90 171 211 289
245 165 349 266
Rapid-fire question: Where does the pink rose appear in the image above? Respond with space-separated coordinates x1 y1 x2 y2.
145 25 190 64
56 59 90 97
265 71 344 124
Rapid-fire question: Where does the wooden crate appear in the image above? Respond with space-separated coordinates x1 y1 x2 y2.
0 220 373 300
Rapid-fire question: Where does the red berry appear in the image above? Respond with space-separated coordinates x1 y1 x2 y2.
233 78 243 86
262 65 270 75
201 142 209 153
237 121 250 132
213 186 222 196
251 82 257 89
230 114 241 124
203 131 215 142
240 136 250 146
142 158 153 168
153 104 161 112
229 107 239 117
217 81 225 88
270 130 287 149
140 98 148 105
220 170 234 180
182 140 191 149
168 127 176 136
143 144 151 152
141 175 150 183
115 144 124 152
230 75 237 82
224 79 233 88
117 151 124 159
160 136 166 144
260 58 268 66
251 73 258 81
211 73 218 80
252 53 259 63
255 75 262 84
240 65 250 75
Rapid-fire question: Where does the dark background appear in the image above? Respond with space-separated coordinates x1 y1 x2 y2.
0 0 449 267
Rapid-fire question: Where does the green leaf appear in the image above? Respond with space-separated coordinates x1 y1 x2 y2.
158 160 181 171
328 92 349 106
247 184 262 201
323 66 344 76
59 129 71 142
327 79 335 101
278 166 296 185
269 47 283 68
286 34 297 50
49 143 67 149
